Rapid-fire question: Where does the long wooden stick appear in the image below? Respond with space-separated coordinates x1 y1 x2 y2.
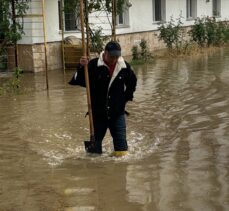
112 0 117 41
60 0 65 73
11 0 18 69
41 0 49 90
79 0 94 139
85 0 90 58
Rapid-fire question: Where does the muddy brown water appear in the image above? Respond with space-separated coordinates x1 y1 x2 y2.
0 48 229 211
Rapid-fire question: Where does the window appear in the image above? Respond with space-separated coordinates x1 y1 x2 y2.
153 0 166 22
213 0 221 17
186 0 197 19
58 0 80 31
116 1 130 27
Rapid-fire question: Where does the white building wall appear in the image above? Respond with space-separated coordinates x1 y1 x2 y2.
43 0 62 43
221 0 229 19
165 0 184 21
120 0 153 33
198 0 211 17
17 1 33 44
19 0 229 44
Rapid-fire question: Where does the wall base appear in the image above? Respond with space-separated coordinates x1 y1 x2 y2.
16 42 62 73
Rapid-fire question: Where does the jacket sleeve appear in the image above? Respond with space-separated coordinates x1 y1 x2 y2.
68 63 86 87
124 63 137 102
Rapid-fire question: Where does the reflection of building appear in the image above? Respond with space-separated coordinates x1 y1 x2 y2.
126 165 153 206
2 0 229 72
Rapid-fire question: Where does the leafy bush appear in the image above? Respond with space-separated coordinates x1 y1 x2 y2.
131 39 153 64
131 45 139 60
189 17 229 47
158 16 184 50
0 47 7 70
0 67 23 95
189 18 206 47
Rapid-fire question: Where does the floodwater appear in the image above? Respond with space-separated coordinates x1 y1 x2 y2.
0 48 229 211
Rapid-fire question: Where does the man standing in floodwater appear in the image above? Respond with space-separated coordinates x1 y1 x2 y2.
69 41 137 156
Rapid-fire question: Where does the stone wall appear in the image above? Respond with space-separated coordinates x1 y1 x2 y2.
17 42 62 72
15 30 165 72
18 45 34 71
117 30 166 57
14 27 191 72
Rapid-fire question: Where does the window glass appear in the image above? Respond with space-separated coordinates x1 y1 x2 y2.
58 0 80 31
153 0 165 22
213 0 221 17
186 0 197 19
116 1 129 26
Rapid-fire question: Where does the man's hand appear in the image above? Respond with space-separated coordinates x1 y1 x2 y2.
80 56 89 66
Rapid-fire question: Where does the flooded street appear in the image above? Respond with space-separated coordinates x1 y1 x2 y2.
0 48 229 211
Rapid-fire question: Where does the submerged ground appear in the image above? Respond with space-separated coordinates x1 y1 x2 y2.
0 48 229 211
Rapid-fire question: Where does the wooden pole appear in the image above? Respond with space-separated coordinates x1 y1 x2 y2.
79 0 94 139
112 0 117 41
60 0 65 73
11 0 18 69
41 0 49 90
85 0 90 58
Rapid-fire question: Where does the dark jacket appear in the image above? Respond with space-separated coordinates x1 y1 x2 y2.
69 53 137 119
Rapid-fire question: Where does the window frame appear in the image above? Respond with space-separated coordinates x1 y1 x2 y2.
186 0 197 20
152 0 166 23
58 0 81 32
212 0 221 17
116 1 130 28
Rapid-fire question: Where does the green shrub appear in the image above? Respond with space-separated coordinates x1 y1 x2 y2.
205 17 220 46
158 16 184 50
0 67 23 95
131 45 139 60
131 39 153 64
189 17 229 47
189 18 206 47
0 47 7 70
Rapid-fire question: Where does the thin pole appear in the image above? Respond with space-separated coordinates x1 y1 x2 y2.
80 0 94 138
11 0 18 69
112 0 117 41
85 0 90 58
41 0 49 90
60 0 65 73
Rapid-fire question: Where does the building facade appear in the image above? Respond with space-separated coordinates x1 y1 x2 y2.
15 0 229 72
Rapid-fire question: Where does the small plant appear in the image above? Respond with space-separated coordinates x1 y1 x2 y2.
139 39 147 59
0 47 7 70
139 39 152 61
131 39 153 64
131 45 139 60
0 67 23 95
